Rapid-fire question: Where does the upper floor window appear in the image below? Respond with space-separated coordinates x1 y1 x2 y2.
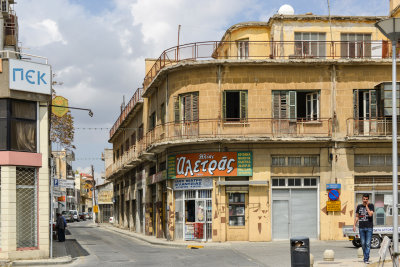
138 124 144 140
174 92 199 123
355 154 400 166
130 132 136 148
294 32 326 58
341 33 371 58
273 90 320 121
160 103 166 124
223 90 248 122
237 39 249 59
149 112 156 131
0 99 37 152
272 155 319 167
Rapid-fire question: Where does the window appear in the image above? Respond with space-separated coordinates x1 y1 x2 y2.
125 139 129 152
341 33 371 58
306 92 319 120
273 91 320 121
272 155 319 167
174 92 199 123
223 90 248 122
138 124 144 140
130 133 136 148
237 39 249 59
294 32 326 58
228 193 245 226
16 167 37 248
355 154 400 166
149 112 156 131
160 103 165 124
271 177 318 187
0 99 37 152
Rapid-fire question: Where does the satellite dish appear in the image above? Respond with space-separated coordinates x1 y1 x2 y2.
278 4 295 15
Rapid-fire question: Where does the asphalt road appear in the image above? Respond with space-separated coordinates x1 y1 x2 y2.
62 221 374 267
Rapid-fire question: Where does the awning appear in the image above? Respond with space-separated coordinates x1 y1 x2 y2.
216 181 269 186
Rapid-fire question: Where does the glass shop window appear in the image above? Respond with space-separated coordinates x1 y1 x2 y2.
228 193 245 226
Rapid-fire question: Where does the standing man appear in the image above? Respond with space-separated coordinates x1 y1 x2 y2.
56 213 66 242
353 194 374 264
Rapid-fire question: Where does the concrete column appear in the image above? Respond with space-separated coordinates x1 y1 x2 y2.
1 166 17 253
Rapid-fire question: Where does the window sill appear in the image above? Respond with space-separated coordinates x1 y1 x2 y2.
297 120 322 124
223 120 249 126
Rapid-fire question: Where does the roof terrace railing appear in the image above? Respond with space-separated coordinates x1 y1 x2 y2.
110 88 143 139
143 40 394 92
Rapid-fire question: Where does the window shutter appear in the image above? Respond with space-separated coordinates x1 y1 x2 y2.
273 91 280 118
192 92 199 121
370 90 377 118
222 91 227 120
353 90 359 119
289 91 296 121
174 96 180 123
184 94 192 122
240 91 247 120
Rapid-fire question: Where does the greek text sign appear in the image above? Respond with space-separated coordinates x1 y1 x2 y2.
168 152 252 179
173 178 213 190
326 201 341 212
9 59 51 95
58 179 75 189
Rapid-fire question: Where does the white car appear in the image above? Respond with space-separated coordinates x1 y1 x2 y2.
69 210 80 222
109 217 114 224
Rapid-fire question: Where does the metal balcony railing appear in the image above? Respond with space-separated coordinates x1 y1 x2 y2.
347 118 400 137
143 40 394 92
109 88 143 139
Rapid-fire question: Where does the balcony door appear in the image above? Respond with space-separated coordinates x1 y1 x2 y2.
354 89 377 135
174 92 199 138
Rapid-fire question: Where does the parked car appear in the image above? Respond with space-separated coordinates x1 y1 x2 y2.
62 211 74 223
79 212 86 221
83 212 89 220
69 210 80 222
88 212 93 220
109 217 114 224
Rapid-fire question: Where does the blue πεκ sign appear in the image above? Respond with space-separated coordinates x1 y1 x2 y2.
326 183 341 190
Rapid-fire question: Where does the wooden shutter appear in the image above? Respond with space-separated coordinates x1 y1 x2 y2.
289 91 296 121
184 94 192 122
240 91 247 120
222 91 227 120
370 90 377 118
192 92 199 121
273 91 280 118
353 90 359 119
174 96 180 123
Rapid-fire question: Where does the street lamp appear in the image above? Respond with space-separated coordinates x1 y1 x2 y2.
376 18 400 264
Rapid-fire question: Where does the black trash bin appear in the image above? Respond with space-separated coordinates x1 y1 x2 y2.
290 236 310 267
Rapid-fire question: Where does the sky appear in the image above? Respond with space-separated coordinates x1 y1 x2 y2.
14 0 388 180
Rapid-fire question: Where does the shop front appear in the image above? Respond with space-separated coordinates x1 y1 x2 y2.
168 151 254 242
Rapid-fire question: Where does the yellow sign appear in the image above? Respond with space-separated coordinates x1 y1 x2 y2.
52 96 69 117
327 201 341 212
93 205 99 213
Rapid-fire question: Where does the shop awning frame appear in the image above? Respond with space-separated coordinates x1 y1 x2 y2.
216 181 269 186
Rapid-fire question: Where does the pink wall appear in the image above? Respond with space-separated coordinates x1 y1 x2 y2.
0 151 42 167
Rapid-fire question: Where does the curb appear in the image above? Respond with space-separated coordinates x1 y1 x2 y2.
100 225 231 249
12 256 72 266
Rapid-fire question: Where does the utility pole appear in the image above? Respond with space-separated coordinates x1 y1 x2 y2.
91 165 96 222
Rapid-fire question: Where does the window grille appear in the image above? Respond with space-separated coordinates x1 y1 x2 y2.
272 177 318 188
272 155 319 167
16 167 37 248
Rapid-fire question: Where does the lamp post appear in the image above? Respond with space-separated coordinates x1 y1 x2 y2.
376 18 400 265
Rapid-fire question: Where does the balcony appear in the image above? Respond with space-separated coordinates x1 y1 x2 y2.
105 145 139 178
146 118 332 148
143 40 394 93
109 88 143 140
347 118 400 138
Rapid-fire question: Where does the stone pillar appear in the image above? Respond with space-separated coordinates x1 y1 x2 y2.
1 166 17 253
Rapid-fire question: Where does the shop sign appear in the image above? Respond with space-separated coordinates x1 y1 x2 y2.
326 184 341 190
9 59 51 95
146 170 167 185
173 178 213 190
326 201 341 212
168 152 252 179
98 190 113 204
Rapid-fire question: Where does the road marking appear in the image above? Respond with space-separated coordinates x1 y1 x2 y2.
187 245 204 249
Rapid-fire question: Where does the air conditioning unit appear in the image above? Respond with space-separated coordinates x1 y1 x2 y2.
1 0 8 14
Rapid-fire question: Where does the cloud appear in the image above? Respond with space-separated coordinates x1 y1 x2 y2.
14 0 388 175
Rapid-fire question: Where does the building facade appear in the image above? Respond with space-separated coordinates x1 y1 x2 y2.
106 3 400 242
0 0 53 259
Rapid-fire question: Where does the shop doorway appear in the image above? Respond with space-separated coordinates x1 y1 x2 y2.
174 189 212 241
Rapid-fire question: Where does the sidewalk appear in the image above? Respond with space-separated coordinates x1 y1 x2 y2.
12 236 73 266
100 223 394 267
